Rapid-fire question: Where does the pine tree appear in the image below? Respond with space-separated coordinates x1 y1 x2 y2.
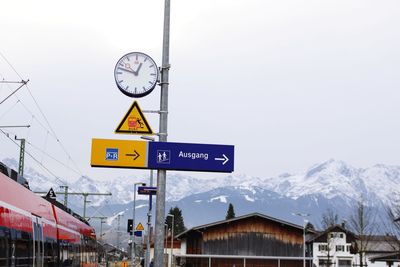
305 221 315 232
225 203 235 220
165 206 186 235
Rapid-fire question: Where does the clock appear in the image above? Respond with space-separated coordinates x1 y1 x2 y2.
114 52 159 98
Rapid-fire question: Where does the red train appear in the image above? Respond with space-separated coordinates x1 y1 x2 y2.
0 163 98 267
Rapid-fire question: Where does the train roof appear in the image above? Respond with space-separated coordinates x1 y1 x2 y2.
0 166 95 238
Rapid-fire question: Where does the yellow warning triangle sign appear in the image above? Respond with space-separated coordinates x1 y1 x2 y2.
136 222 145 231
115 101 153 135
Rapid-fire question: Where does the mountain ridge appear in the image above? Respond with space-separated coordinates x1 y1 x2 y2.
2 157 399 230
3 158 400 206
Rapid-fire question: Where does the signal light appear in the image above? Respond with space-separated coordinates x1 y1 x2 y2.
127 219 133 233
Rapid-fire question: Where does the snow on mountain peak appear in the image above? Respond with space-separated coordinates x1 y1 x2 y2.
305 159 359 179
3 157 400 209
209 195 228 203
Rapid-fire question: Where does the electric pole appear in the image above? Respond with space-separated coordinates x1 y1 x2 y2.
117 214 122 250
0 79 29 105
60 185 69 206
35 191 112 218
89 216 108 242
0 128 30 177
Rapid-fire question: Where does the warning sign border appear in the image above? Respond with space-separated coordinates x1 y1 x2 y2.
136 222 145 231
115 101 153 135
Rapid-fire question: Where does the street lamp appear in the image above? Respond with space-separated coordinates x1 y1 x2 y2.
140 136 156 142
166 214 175 267
292 213 310 267
132 182 146 264
141 135 156 267
164 223 168 254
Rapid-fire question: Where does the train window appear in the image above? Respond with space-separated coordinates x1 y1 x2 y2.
0 227 10 267
60 241 70 267
74 243 81 266
15 230 32 267
82 236 88 264
44 238 57 267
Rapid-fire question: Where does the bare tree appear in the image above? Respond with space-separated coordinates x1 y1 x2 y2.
321 208 340 229
348 199 376 267
382 194 400 252
319 209 341 267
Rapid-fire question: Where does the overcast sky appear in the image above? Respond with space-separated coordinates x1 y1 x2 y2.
0 0 399 182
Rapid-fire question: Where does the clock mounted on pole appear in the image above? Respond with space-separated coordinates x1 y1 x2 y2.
114 52 159 98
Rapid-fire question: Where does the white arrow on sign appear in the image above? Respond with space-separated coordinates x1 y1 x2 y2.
214 154 229 165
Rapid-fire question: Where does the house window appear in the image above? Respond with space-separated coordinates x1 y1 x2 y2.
319 259 333 267
336 245 345 252
346 245 350 252
330 232 343 238
319 244 328 251
338 260 352 267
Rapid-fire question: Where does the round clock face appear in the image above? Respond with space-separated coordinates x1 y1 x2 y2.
114 52 159 98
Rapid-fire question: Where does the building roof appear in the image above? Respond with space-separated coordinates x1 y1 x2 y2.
358 235 399 252
176 212 308 239
361 235 398 242
370 252 400 263
307 224 357 243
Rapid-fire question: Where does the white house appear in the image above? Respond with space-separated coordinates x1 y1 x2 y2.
308 225 358 267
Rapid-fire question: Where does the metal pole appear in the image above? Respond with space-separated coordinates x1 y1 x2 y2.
171 216 174 267
154 0 170 267
132 182 146 264
303 222 306 267
132 183 138 264
166 214 174 267
100 219 105 242
165 224 168 254
18 138 25 176
0 125 30 128
292 213 309 267
83 194 88 219
0 80 28 105
15 137 25 176
60 185 69 207
146 169 154 267
117 214 121 249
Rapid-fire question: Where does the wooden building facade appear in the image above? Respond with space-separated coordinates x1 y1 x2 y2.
176 213 311 267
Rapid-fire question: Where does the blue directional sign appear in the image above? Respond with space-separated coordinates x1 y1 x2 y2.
138 186 157 195
148 142 234 173
134 231 142 237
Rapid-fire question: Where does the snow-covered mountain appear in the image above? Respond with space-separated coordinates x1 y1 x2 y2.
3 158 400 231
262 159 400 206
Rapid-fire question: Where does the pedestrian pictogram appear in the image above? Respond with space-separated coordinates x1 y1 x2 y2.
115 101 153 135
136 222 145 231
156 150 171 164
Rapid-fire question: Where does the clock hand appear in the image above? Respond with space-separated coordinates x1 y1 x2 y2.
133 63 143 76
118 67 135 75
